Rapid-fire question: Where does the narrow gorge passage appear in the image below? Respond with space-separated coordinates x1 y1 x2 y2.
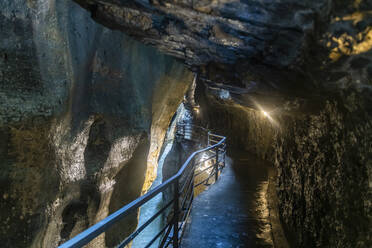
182 150 280 248
1 0 371 247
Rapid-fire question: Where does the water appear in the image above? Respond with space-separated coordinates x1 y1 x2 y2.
131 141 173 248
132 103 190 248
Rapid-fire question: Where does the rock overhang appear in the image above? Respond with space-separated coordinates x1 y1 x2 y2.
73 0 332 68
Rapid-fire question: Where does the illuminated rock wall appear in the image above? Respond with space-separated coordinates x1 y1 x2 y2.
198 79 372 248
194 3 372 245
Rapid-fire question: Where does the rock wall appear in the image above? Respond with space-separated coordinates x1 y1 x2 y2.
0 1 192 247
197 81 372 248
275 89 372 248
193 2 372 247
196 81 276 161
1 0 371 247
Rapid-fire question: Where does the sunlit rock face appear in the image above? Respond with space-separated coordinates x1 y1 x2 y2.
0 1 191 247
143 72 193 193
73 0 331 67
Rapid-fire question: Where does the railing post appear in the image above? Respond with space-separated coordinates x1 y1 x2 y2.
223 144 226 168
207 131 210 146
192 157 196 194
215 146 219 182
173 179 179 248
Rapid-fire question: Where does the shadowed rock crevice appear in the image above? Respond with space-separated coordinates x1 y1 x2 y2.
106 136 149 247
59 183 101 245
84 117 112 178
60 200 88 243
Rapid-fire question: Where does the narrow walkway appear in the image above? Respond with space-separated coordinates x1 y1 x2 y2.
181 151 275 248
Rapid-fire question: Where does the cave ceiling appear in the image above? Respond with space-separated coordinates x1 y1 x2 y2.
74 0 372 106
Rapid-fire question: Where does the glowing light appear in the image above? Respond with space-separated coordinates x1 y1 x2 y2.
193 106 200 114
252 99 280 127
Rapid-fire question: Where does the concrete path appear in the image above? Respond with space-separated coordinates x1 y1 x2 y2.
181 151 275 248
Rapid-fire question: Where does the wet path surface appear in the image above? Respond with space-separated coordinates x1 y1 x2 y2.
181 150 274 248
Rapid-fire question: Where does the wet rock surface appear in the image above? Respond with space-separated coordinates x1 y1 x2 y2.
191 2 372 246
274 92 372 248
182 152 276 248
197 83 372 248
1 0 372 247
0 1 191 247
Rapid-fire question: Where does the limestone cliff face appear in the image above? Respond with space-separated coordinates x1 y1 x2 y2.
0 1 192 247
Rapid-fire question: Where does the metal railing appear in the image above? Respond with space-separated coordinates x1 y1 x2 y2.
59 124 226 248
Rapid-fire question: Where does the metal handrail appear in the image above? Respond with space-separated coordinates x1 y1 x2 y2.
59 124 226 248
